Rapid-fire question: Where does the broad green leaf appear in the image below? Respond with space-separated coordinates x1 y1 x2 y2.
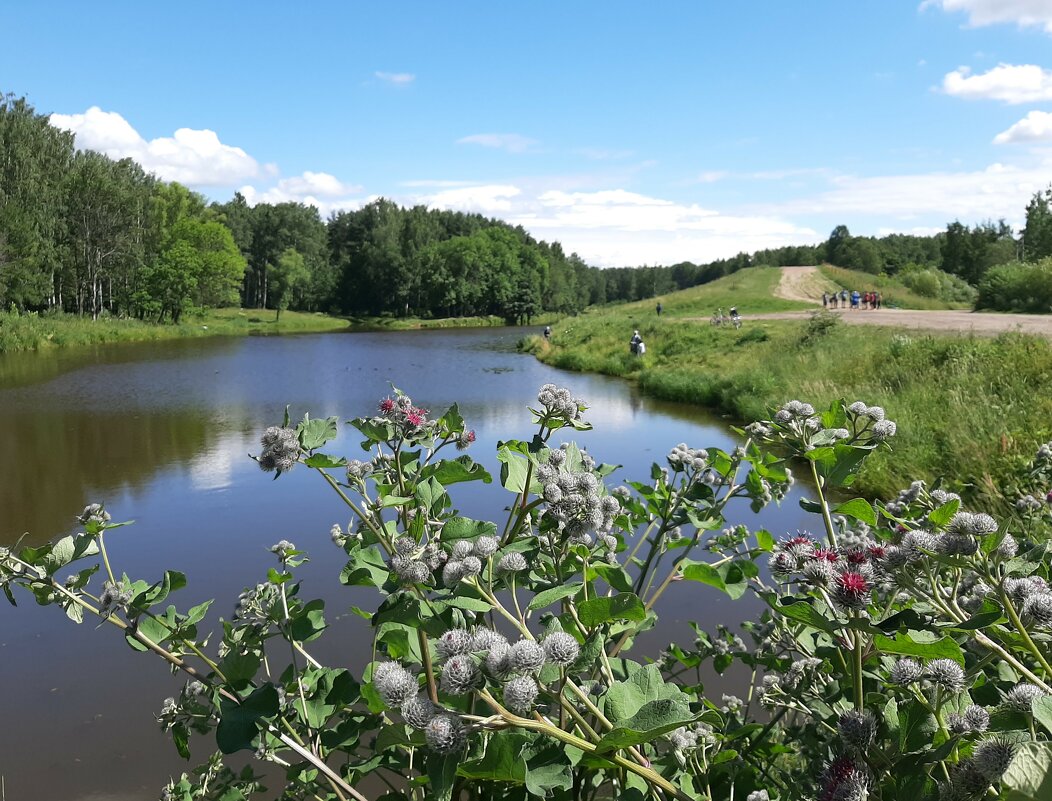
1033 696 1052 737
1003 742 1052 801
458 730 531 782
759 592 836 633
441 516 499 542
589 563 634 592
755 529 775 552
833 498 876 526
297 415 339 450
289 599 327 642
680 560 748 599
522 740 574 797
528 584 583 611
927 498 960 528
577 593 645 627
424 455 493 486
594 699 697 753
218 652 262 690
339 545 389 589
303 453 348 469
496 442 531 494
605 663 691 724
873 631 964 666
428 752 461 801
216 683 279 754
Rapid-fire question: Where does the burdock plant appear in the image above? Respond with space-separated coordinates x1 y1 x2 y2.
1 390 1050 801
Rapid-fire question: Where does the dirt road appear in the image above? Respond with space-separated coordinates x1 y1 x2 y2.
745 308 1052 337
773 265 832 304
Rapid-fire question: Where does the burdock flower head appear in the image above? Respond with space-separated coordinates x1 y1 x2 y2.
424 713 466 754
537 383 586 425
372 662 418 707
832 571 870 610
837 710 877 751
258 426 301 475
889 658 924 687
541 631 580 666
926 659 966 692
503 675 540 714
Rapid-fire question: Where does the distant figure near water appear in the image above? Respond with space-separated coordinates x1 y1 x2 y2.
656 302 663 316
543 325 551 340
629 329 643 355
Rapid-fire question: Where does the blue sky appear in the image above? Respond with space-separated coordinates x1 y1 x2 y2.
4 0 1052 266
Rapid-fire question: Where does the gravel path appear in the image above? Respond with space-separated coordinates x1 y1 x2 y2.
774 265 829 304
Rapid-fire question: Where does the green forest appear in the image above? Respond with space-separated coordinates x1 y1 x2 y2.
4 91 1052 322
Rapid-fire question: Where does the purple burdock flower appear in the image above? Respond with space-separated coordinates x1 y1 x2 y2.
832 571 870 610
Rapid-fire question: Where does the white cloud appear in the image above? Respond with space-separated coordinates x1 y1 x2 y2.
239 172 368 217
942 63 1052 103
922 0 1052 34
994 110 1052 143
456 133 538 153
772 159 1049 222
50 106 260 186
697 171 728 183
400 179 478 188
375 71 415 85
413 184 523 214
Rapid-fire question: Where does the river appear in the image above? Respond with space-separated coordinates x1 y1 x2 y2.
0 327 816 801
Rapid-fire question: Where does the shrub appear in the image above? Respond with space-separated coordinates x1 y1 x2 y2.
3 389 1052 800
976 258 1052 313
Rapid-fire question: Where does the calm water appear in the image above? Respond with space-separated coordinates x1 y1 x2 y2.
0 328 816 801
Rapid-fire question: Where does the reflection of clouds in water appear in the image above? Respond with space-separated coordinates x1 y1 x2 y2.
188 436 242 491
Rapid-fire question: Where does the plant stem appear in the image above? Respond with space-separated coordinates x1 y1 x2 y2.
809 460 839 549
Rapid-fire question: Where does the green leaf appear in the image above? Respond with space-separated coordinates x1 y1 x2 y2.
605 663 691 724
1003 742 1052 801
522 740 574 797
833 498 876 526
216 683 280 754
441 516 499 542
527 584 583 611
680 560 748 599
927 498 961 528
896 699 937 754
589 563 634 592
810 443 869 489
576 593 645 627
755 529 775 552
414 476 448 513
759 592 836 633
496 442 531 494
424 456 493 486
297 414 339 450
303 453 348 468
339 545 389 589
458 730 531 783
289 599 327 642
873 631 964 666
427 752 461 801
1033 696 1052 737
594 699 697 753
218 652 262 690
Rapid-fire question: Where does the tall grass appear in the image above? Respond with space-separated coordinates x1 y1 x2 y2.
0 308 351 353
528 312 1052 505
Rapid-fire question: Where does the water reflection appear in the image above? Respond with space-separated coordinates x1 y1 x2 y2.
0 328 813 801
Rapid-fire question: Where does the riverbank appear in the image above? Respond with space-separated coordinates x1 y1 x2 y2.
0 307 353 353
524 311 1052 505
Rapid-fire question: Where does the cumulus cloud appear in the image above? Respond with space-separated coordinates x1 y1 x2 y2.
772 160 1049 222
456 133 538 153
942 63 1052 103
412 184 522 213
50 106 260 186
994 110 1052 144
375 71 415 85
922 0 1052 34
239 172 367 216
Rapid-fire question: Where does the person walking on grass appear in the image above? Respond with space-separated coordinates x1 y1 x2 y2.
656 301 663 316
629 329 642 355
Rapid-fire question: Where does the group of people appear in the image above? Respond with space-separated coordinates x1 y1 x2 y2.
823 289 882 310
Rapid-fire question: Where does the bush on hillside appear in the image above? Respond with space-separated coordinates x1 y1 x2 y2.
898 263 978 303
975 258 1052 313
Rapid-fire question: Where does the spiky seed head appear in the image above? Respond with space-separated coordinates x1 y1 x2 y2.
503 675 540 714
971 738 1017 780
435 629 473 661
484 644 512 678
963 705 990 733
400 695 437 730
926 659 966 692
394 537 417 556
1002 682 1045 712
451 541 474 560
832 571 870 610
461 556 482 578
442 560 465 585
424 713 466 754
496 552 528 574
541 632 581 666
508 640 546 674
473 536 498 558
471 628 509 653
1023 593 1052 626
440 654 480 695
399 560 431 584
995 534 1018 559
889 658 924 686
373 662 418 707
838 710 877 751
746 793 770 801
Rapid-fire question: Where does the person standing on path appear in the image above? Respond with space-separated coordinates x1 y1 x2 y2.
822 292 828 309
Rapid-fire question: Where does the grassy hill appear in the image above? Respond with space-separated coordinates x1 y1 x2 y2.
615 266 814 317
819 264 970 310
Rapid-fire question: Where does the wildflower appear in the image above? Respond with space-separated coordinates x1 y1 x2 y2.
400 695 437 730
1023 593 1052 626
889 658 924 686
936 533 978 557
746 793 770 801
472 628 509 653
926 659 966 692
258 426 300 474
440 654 480 695
451 541 474 560
435 629 474 661
473 536 498 558
98 580 133 616
837 710 876 751
947 512 997 537
971 738 1017 780
536 383 585 424
871 419 897 440
345 460 369 482
456 430 476 450
398 560 430 585
424 713 466 754
378 397 396 415
948 705 990 734
542 632 580 666
1002 682 1045 712
503 675 539 714
995 534 1018 559
508 640 546 674
460 556 482 578
667 727 698 750
372 662 418 707
831 571 870 610
496 552 528 574
819 756 870 801
78 503 111 525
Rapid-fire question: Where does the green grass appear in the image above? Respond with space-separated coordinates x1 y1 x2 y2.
527 311 1052 506
599 267 815 319
820 264 970 310
345 314 558 331
0 307 351 353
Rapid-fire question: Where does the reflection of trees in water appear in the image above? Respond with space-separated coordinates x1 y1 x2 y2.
0 409 226 545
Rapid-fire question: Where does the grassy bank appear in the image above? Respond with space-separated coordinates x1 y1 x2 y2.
345 314 558 331
0 307 352 353
526 312 1052 505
